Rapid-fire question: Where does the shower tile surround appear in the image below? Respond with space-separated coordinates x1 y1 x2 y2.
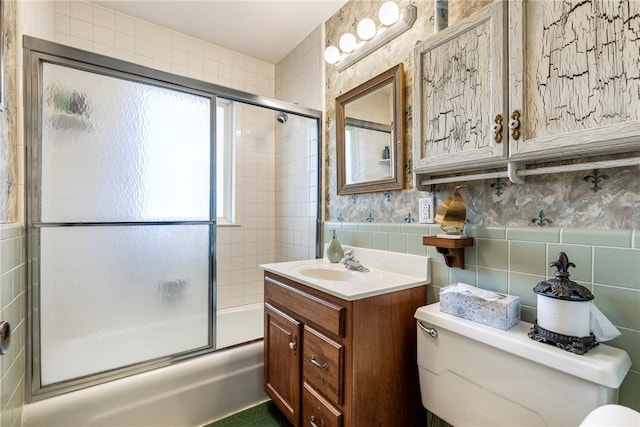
322 222 640 410
0 224 25 427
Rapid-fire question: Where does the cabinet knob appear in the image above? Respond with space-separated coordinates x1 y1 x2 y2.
492 114 503 143
509 110 521 140
310 415 319 427
288 336 297 353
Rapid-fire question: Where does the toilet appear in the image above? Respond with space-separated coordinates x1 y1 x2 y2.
415 303 632 426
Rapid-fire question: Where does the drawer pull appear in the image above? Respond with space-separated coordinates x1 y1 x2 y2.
310 355 328 371
310 415 319 427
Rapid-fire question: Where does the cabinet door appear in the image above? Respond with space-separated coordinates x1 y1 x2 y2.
265 303 302 425
508 0 640 160
413 1 508 174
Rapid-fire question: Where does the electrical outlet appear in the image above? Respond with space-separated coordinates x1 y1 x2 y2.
419 197 435 224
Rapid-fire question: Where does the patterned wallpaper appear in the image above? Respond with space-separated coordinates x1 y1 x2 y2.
323 0 640 230
0 0 17 223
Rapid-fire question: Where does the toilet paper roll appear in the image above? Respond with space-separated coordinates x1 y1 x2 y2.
537 296 591 337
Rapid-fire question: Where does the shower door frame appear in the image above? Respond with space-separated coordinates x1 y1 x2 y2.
23 36 323 402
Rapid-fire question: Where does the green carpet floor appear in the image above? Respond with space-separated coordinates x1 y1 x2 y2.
204 401 292 427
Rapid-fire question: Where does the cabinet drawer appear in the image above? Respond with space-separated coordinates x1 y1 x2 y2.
303 326 344 406
265 275 346 337
302 382 343 427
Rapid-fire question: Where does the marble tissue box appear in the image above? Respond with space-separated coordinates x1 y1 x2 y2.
439 283 521 330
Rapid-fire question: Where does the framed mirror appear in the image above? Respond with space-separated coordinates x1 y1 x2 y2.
336 63 404 195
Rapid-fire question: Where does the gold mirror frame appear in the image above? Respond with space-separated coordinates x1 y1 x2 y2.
336 63 404 195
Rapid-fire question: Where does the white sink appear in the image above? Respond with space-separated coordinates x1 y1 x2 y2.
261 246 431 301
294 265 353 281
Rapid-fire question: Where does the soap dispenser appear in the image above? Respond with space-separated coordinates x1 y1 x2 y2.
326 230 344 263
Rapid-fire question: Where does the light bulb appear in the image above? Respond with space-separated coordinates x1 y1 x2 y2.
357 18 376 40
323 46 341 64
378 1 400 26
339 33 357 53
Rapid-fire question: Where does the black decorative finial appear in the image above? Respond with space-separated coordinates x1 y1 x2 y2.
550 252 575 280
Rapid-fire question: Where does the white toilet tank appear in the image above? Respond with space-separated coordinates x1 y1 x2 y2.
415 303 631 427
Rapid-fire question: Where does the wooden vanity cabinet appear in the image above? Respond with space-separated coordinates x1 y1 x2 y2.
263 272 426 427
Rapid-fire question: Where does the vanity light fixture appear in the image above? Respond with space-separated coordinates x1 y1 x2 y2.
324 1 417 72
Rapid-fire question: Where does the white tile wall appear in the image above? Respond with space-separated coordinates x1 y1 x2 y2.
217 103 276 309
0 224 26 427
274 28 323 262
52 0 275 96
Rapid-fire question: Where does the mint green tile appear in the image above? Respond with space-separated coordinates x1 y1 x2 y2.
357 231 374 248
358 223 378 232
426 246 440 259
593 284 640 330
547 244 592 282
389 233 407 253
401 224 431 235
608 328 640 371
476 239 508 270
509 272 544 306
477 267 508 294
510 241 546 275
507 227 560 243
0 224 22 240
634 230 640 249
372 232 389 250
341 222 360 230
378 224 403 233
520 305 536 323
430 260 451 287
562 228 633 247
465 226 506 239
593 247 640 289
619 370 640 412
428 224 441 235
337 230 358 246
407 234 428 256
427 284 440 304
451 266 476 286
464 244 477 266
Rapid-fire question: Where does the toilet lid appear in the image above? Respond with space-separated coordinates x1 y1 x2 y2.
580 404 640 426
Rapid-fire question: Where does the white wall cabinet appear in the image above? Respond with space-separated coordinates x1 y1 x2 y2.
508 0 640 161
413 0 640 178
413 1 508 174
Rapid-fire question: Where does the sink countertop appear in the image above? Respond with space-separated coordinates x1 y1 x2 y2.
260 246 430 301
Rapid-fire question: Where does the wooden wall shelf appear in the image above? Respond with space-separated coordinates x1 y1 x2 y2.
423 236 474 269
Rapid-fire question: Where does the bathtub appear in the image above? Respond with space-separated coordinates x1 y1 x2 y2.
22 303 266 427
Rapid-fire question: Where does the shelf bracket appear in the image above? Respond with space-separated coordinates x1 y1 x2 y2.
423 236 474 269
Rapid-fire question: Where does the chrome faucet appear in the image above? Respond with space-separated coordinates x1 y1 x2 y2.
340 250 370 272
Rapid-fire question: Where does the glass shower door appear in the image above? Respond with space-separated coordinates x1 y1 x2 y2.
29 59 215 393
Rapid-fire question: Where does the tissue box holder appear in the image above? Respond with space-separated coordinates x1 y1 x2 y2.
440 286 520 330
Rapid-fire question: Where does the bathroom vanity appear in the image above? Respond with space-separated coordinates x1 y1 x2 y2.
261 248 429 427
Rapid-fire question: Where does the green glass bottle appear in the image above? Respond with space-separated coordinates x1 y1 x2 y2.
326 229 344 263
